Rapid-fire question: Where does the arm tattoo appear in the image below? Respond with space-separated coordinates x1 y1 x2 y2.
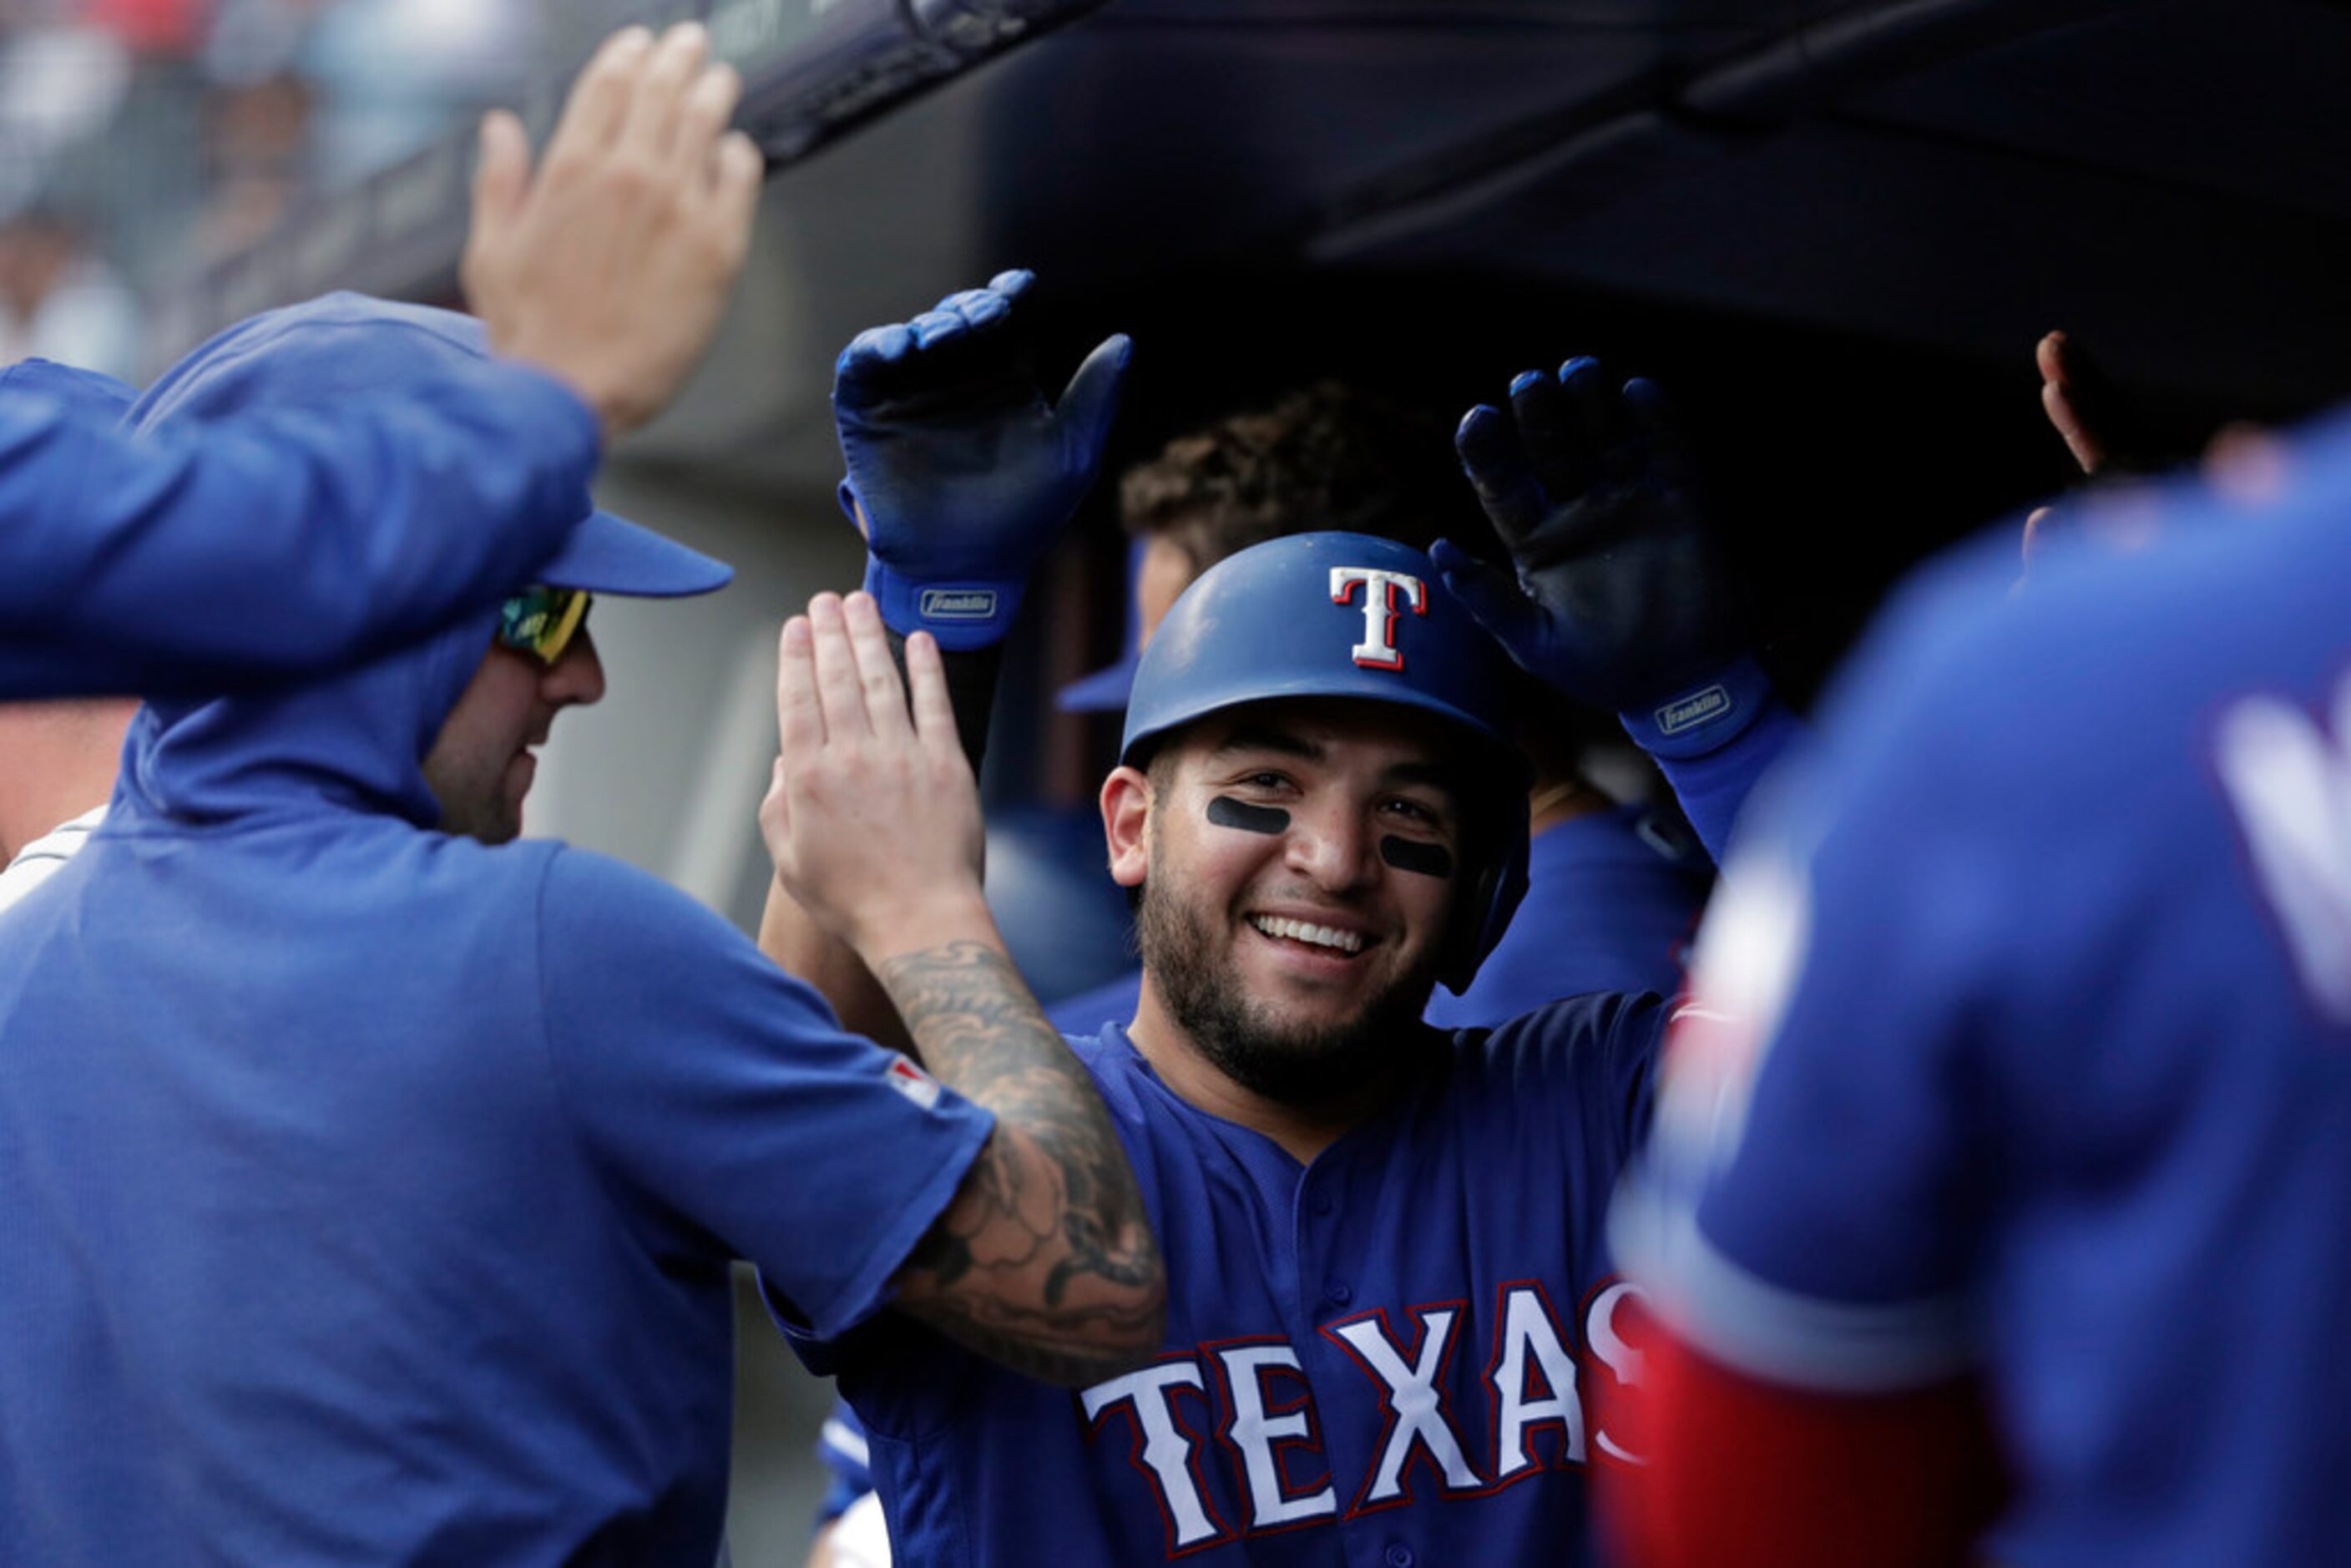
877 940 1165 1384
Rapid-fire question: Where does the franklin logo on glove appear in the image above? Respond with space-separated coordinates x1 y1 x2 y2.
917 588 1001 621
1656 685 1732 736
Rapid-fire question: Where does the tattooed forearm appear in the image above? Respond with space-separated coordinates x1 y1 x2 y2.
877 940 1166 1385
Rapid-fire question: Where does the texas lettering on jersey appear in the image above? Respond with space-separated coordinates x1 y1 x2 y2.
1076 1277 1648 1556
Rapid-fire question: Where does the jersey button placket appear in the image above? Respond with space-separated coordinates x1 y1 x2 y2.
1383 1544 1415 1568
1322 1277 1352 1308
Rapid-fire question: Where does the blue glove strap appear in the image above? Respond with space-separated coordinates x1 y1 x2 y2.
863 557 1026 652
1619 653 1774 760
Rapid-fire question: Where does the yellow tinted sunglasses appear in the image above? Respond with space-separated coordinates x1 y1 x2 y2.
495 586 593 665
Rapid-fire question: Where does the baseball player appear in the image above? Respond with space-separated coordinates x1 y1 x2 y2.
0 228 1160 1568
764 274 1802 1565
0 23 759 701
1608 409 2351 1566
811 367 1724 1561
1043 380 1713 1042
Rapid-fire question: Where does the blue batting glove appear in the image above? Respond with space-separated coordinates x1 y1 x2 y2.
832 269 1132 650
1438 357 1759 755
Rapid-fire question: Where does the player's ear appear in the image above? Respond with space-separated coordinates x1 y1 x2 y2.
1102 765 1151 889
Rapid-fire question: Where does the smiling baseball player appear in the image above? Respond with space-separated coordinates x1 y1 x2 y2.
761 275 1806 1565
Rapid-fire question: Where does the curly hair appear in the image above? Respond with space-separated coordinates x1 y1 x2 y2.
1118 382 1474 570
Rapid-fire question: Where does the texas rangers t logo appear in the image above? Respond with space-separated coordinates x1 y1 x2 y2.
1330 566 1427 671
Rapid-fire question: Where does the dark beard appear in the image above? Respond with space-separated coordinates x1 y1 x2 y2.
1135 866 1442 1111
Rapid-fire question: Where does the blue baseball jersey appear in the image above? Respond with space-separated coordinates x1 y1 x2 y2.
792 997 1667 1567
1619 410 2351 1566
833 801 1702 1542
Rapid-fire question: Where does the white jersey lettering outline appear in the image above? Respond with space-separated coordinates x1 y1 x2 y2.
1489 1282 1588 1479
1327 1306 1484 1505
1081 1359 1227 1551
1583 1280 1647 1464
1211 1342 1340 1530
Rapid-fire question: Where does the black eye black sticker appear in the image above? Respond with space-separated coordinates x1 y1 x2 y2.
1380 837 1455 878
1207 797 1289 835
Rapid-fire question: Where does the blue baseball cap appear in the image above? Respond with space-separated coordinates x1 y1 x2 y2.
1055 650 1138 714
127 292 731 599
0 357 137 422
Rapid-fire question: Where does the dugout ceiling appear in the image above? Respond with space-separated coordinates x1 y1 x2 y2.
158 0 2351 503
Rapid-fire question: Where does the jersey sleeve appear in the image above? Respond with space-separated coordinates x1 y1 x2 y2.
1614 580 2009 1393
533 849 994 1343
0 359 599 700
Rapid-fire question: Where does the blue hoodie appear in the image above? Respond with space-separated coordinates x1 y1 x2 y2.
0 303 997 1565
0 335 600 700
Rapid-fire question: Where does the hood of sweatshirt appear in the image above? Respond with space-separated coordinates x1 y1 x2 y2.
112 291 730 831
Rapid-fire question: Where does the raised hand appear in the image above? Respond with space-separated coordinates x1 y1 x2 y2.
464 23 764 440
759 592 987 962
834 271 1131 650
1436 357 1747 716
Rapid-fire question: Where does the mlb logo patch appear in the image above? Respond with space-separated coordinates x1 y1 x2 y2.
887 1055 943 1110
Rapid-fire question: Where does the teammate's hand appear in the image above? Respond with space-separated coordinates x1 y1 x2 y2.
759 592 989 962
1438 357 1747 714
2036 329 2147 479
2020 333 2293 574
834 270 1131 650
463 23 763 440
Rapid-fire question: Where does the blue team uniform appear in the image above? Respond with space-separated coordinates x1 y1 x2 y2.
0 301 999 1565
814 519 1799 1560
0 601 994 1565
0 330 604 700
795 999 1665 1567
840 798 1707 1522
1619 410 2351 1566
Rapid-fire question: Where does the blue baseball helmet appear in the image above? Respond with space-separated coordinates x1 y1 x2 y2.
1120 531 1531 994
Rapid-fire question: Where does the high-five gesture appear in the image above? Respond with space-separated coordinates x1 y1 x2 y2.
834 271 1132 650
758 591 1165 1387
464 23 764 440
759 593 986 962
1436 357 1748 721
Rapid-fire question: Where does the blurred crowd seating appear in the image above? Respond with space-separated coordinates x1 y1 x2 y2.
0 0 569 377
